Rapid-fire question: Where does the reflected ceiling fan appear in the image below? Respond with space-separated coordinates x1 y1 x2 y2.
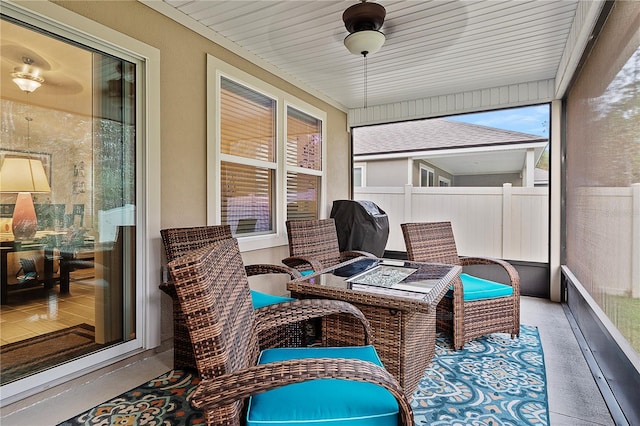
341 0 388 108
3 44 83 95
11 56 45 93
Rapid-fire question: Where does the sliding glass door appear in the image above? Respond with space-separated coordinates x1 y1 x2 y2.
0 17 136 384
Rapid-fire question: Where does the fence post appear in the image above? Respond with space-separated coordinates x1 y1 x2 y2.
502 183 513 259
632 183 639 298
404 184 413 223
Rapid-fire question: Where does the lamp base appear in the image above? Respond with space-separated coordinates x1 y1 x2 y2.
12 192 38 241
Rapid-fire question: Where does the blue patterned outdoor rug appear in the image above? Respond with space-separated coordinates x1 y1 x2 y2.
59 325 547 425
413 324 548 425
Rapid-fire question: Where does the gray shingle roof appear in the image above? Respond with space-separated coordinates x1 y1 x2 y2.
353 118 547 156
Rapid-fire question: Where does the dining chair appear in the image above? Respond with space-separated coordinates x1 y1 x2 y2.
283 218 376 274
160 225 302 371
401 221 520 350
167 238 414 426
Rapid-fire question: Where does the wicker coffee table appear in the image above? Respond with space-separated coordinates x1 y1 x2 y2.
287 257 461 398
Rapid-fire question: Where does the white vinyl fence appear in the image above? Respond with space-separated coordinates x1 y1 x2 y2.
355 182 640 300
354 183 549 263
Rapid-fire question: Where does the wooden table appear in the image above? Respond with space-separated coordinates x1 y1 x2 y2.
1 231 94 304
287 257 461 398
1 240 56 304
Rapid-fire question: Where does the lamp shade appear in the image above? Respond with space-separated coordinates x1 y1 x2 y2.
12 77 42 93
0 157 51 193
344 30 386 55
11 64 44 93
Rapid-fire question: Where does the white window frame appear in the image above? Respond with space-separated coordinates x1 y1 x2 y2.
353 162 367 187
439 176 451 187
1 1 161 405
207 55 326 251
419 164 435 187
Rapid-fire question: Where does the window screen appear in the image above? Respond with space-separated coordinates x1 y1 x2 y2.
565 1 640 353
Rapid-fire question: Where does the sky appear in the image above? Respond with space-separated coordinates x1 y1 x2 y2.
446 104 550 138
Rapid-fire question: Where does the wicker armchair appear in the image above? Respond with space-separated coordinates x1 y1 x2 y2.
283 218 376 273
167 238 414 426
401 221 520 350
160 225 302 370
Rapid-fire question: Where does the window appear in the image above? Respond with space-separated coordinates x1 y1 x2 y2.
420 164 435 187
353 163 366 187
209 56 326 248
219 77 276 235
286 107 322 221
439 177 451 187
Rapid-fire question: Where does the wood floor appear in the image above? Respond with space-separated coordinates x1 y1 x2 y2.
0 270 96 345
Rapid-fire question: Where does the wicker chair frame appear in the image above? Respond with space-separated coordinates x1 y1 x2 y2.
401 221 520 350
283 218 375 272
160 225 302 370
168 239 414 426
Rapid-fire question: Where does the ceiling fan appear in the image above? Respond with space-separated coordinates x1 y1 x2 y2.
3 43 83 95
342 0 387 56
341 0 388 108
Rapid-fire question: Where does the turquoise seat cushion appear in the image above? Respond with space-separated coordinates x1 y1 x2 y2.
250 290 295 309
300 269 315 276
445 273 514 301
247 345 399 426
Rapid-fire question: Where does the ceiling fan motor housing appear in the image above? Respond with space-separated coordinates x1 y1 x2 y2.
343 2 386 33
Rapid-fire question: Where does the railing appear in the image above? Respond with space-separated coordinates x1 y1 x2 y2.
354 183 549 262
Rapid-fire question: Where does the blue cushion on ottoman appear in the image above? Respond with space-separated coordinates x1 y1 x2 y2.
250 290 295 309
247 346 399 426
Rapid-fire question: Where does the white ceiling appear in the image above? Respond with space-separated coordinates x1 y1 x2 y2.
157 0 580 110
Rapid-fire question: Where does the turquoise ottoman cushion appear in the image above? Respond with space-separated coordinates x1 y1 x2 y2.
250 290 295 309
445 273 514 301
247 345 399 426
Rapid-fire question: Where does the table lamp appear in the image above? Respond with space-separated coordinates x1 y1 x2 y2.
0 157 51 240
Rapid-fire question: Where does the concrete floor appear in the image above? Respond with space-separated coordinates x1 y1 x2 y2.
1 296 615 425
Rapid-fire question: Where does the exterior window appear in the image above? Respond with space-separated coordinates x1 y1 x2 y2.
353 164 366 187
210 57 326 247
286 107 322 221
219 77 276 235
420 164 435 187
439 177 451 187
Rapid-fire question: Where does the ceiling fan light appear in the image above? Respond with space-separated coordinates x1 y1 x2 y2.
11 66 45 93
344 30 386 55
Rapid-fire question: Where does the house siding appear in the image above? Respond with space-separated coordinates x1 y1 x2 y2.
456 173 522 187
366 159 408 187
